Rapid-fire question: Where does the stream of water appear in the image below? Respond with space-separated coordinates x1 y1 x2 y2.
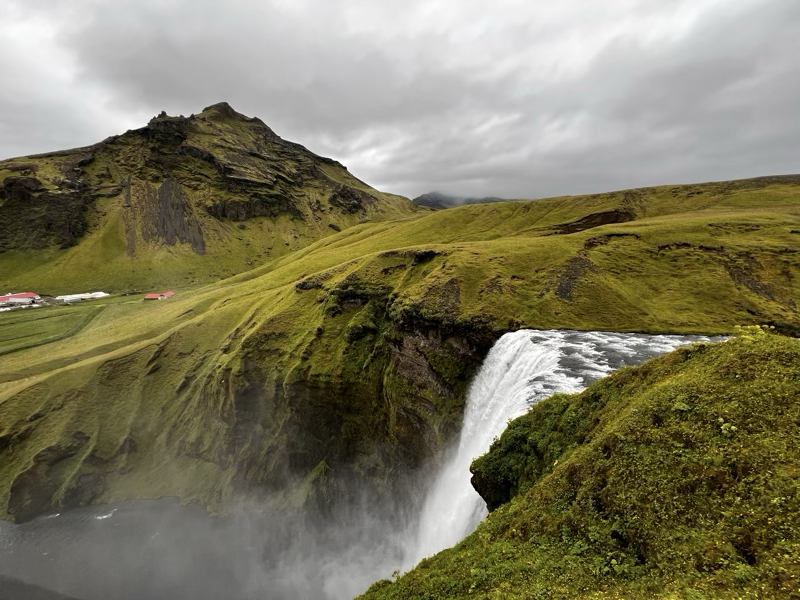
0 330 716 600
403 329 716 567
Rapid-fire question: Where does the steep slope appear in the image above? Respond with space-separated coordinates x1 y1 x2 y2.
0 175 798 523
361 330 800 599
0 102 417 293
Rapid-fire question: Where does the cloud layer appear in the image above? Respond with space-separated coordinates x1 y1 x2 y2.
1 0 798 198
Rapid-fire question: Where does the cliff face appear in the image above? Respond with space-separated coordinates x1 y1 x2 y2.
0 255 495 523
0 102 417 292
0 174 94 251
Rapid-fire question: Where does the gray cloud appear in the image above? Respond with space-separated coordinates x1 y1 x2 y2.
1 0 798 199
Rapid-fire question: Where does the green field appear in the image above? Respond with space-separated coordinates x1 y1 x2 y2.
0 306 105 358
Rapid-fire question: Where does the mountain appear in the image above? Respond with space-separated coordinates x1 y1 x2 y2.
412 191 505 209
0 102 417 293
0 173 798 525
360 329 800 599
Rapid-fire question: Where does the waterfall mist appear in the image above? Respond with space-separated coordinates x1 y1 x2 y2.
0 330 715 600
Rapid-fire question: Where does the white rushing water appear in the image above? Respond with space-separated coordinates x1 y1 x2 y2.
404 328 715 568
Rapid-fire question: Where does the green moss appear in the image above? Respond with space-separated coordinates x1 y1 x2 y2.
360 332 800 599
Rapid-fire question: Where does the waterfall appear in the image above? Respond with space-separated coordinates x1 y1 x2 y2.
0 329 717 600
403 328 714 568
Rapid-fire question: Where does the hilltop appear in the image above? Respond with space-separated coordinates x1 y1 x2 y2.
0 172 797 526
0 102 417 293
361 330 800 599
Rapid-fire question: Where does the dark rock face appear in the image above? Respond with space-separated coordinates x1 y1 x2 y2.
0 176 93 251
205 192 301 221
7 434 90 523
139 178 205 254
6 426 135 523
329 184 375 214
550 208 636 235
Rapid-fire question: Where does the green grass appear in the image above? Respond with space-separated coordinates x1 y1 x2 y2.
360 329 800 599
0 305 105 357
0 176 797 522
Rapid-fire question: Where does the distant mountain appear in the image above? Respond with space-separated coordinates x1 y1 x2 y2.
412 191 505 209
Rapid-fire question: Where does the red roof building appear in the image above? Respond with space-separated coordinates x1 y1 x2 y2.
144 291 175 300
0 292 40 303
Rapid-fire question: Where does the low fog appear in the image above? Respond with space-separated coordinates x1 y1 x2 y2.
0 489 426 600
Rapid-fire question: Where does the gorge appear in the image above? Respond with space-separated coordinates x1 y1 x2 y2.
0 330 716 600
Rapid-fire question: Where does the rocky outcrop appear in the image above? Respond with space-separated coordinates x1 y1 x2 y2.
329 184 376 214
0 176 93 251
550 208 635 235
131 177 206 254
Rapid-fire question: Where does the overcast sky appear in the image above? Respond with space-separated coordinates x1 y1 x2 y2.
1 0 798 199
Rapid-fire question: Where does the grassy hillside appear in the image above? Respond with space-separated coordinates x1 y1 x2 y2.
360 329 800 599
0 102 418 294
0 175 798 522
